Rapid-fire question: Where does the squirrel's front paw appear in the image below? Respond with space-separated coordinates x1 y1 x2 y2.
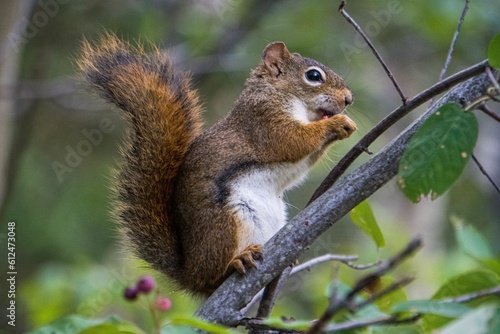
229 244 263 275
331 114 357 140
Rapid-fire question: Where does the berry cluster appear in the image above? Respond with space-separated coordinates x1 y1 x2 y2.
124 275 171 312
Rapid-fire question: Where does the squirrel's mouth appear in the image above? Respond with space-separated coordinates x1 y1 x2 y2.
317 107 341 120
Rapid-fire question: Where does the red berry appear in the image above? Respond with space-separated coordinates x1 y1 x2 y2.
124 286 139 301
156 297 172 311
136 275 155 293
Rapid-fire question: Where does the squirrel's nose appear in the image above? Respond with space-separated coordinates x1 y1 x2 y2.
344 91 353 106
339 89 354 108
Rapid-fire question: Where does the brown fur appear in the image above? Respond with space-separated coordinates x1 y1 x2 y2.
78 37 356 296
78 34 202 285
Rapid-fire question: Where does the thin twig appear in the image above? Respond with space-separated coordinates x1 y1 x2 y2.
429 0 470 107
485 71 500 101
255 266 293 318
293 254 379 272
342 260 381 270
307 60 489 205
323 314 421 332
440 285 500 303
248 267 293 334
351 276 414 311
472 154 500 196
439 0 470 81
487 88 500 103
346 238 422 299
477 103 500 122
291 254 358 274
338 1 407 104
241 292 263 316
486 66 500 90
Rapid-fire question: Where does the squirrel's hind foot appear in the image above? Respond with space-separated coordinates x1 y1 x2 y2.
229 244 263 275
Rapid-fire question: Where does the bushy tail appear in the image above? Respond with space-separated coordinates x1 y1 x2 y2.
78 34 203 279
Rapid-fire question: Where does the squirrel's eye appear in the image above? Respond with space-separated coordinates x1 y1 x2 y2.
305 68 324 84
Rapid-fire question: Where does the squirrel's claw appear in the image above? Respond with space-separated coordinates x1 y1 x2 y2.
229 244 263 275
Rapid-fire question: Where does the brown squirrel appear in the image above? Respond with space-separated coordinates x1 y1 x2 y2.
78 34 356 296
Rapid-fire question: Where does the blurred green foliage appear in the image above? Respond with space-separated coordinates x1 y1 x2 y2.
0 0 499 332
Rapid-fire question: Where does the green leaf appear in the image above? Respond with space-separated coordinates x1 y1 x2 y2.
27 315 100 334
171 315 236 334
349 200 386 248
431 270 499 300
372 324 423 334
480 257 500 276
423 270 499 330
487 306 500 334
263 318 312 331
80 324 137 334
439 304 498 334
488 34 500 69
452 216 493 259
398 103 478 203
392 300 470 318
27 315 144 334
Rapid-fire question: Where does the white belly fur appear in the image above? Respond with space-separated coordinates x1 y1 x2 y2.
228 157 312 252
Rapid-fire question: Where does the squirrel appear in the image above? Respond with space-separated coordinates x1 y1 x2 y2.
78 34 356 296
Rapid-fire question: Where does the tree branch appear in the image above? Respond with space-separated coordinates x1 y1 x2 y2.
255 266 293 317
247 267 293 334
196 72 495 326
291 254 372 273
338 0 407 104
486 66 500 90
477 103 500 122
428 0 470 107
438 0 470 82
471 154 500 196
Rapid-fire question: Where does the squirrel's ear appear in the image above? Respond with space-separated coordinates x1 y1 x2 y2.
262 42 291 77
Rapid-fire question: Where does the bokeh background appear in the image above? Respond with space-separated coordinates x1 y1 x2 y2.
0 0 499 332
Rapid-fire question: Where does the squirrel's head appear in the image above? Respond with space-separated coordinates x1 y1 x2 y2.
254 42 353 123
